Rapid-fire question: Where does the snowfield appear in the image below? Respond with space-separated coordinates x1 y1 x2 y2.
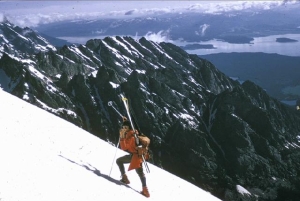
0 89 221 201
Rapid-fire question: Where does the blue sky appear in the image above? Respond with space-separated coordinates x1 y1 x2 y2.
0 1 296 27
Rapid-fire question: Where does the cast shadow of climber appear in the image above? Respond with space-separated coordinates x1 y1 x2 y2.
58 154 139 193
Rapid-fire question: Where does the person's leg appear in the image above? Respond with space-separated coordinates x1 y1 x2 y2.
136 164 150 197
116 155 131 184
136 166 146 187
116 155 131 175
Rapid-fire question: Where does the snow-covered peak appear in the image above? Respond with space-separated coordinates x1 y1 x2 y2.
0 89 221 201
0 21 56 59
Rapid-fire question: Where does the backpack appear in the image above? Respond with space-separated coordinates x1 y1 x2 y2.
138 133 151 161
138 133 150 147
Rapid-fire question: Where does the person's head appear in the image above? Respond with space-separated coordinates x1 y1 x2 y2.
122 120 131 130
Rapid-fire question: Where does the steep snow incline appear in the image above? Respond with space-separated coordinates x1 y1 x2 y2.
0 89 221 201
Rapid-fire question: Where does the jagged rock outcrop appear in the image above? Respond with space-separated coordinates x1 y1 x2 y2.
1 21 300 201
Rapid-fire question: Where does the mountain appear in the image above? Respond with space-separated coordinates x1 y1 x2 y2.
33 2 300 45
1 21 300 201
39 32 74 47
0 89 221 201
200 52 300 101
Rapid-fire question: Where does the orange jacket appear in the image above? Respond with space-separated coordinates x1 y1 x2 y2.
120 130 143 171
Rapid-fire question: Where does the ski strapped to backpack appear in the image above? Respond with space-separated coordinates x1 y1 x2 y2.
120 94 150 173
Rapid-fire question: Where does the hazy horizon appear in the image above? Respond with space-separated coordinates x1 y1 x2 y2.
1 1 297 28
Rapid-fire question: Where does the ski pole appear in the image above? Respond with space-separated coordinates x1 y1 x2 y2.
108 101 123 118
109 137 120 177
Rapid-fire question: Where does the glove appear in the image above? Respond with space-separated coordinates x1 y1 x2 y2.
137 146 144 156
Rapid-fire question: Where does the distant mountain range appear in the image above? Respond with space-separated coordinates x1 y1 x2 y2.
1 20 300 201
33 3 300 46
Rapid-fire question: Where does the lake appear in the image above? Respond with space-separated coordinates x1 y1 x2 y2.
183 34 300 57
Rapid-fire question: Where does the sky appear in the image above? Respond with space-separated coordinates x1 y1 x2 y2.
0 89 226 201
0 1 297 28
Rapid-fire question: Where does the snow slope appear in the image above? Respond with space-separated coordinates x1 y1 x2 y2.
0 89 221 201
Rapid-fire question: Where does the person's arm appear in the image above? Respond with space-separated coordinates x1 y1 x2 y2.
121 130 138 153
119 128 128 150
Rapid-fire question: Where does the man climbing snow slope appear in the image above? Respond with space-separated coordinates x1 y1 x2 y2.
116 117 150 198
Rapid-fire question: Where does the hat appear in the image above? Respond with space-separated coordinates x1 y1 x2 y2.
122 120 132 129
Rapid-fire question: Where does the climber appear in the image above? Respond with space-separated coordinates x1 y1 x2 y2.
116 117 150 198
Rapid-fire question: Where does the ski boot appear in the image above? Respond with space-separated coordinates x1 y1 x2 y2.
120 174 130 184
141 186 150 198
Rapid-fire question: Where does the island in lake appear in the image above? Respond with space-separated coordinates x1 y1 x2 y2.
181 44 215 50
276 37 298 43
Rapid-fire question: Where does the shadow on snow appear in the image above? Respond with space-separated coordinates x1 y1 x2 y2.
58 154 141 194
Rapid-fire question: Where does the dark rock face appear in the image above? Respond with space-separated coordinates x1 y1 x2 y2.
1 21 300 201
